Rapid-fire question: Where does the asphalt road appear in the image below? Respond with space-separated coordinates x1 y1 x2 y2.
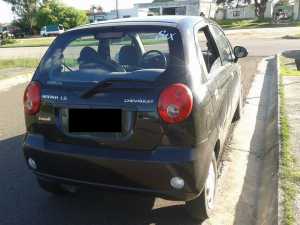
0 27 298 225
0 60 261 225
0 56 271 225
0 85 172 225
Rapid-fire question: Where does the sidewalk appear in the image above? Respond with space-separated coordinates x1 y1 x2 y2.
278 50 300 224
0 68 33 92
283 77 300 169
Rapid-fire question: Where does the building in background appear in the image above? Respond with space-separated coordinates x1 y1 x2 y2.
215 4 256 20
105 8 148 20
135 0 217 18
215 0 295 20
86 5 106 23
87 11 106 23
87 6 148 23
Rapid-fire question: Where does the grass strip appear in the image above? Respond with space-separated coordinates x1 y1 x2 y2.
0 58 39 70
280 56 300 76
1 36 166 48
217 19 272 29
0 37 54 48
280 68 300 225
217 19 300 29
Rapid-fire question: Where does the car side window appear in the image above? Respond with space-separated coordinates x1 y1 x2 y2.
196 26 221 73
210 25 234 65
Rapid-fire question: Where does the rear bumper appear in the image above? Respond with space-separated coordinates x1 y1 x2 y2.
23 134 202 201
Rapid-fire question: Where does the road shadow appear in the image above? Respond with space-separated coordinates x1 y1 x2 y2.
233 57 279 225
0 135 204 225
239 56 263 99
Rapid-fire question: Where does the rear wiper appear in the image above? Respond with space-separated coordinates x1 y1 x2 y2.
80 78 153 99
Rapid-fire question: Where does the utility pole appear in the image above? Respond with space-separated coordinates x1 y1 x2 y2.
296 0 300 20
116 0 119 19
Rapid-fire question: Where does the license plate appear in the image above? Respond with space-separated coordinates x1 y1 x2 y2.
68 109 122 133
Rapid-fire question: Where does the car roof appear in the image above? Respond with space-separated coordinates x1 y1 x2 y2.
70 16 209 32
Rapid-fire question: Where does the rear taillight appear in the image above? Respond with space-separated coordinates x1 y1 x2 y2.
24 81 41 115
158 83 193 124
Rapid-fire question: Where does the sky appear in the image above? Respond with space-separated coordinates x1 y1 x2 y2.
0 0 152 23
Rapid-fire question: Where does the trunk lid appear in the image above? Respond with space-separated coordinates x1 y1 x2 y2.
34 71 164 150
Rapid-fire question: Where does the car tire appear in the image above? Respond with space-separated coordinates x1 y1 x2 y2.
37 178 75 196
185 154 217 222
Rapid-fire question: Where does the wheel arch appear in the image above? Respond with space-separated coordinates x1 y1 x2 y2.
214 139 221 161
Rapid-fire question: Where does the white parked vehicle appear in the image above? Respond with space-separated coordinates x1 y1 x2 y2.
40 25 64 37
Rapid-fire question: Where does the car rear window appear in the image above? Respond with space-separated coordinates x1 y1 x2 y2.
39 26 184 83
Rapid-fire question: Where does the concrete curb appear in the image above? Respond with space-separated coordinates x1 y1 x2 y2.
0 73 32 92
276 53 283 225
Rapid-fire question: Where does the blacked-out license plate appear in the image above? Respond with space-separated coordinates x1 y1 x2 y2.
68 108 122 133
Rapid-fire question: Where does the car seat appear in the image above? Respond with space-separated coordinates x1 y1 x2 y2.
118 45 140 71
78 47 99 69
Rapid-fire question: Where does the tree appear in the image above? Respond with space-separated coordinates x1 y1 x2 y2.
254 0 268 18
35 1 88 30
4 0 40 34
216 0 268 19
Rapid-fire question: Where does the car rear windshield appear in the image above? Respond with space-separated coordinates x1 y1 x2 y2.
39 26 184 83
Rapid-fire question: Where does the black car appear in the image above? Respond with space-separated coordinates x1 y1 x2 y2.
23 16 247 221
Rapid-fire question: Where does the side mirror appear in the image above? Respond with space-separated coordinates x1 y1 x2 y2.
233 46 248 61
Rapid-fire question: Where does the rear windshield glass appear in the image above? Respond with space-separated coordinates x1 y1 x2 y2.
39 26 184 83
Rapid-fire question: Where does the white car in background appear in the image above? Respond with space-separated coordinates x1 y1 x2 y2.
40 25 64 37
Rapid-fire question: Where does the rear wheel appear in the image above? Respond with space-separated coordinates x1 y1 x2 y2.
37 178 78 196
185 154 217 221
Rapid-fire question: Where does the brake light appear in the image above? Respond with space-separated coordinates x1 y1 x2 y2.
158 83 193 124
24 81 41 115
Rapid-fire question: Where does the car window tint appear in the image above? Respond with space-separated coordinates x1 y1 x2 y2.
47 25 59 32
140 33 169 54
197 27 220 73
40 27 184 83
211 25 234 65
62 36 99 71
109 36 133 62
